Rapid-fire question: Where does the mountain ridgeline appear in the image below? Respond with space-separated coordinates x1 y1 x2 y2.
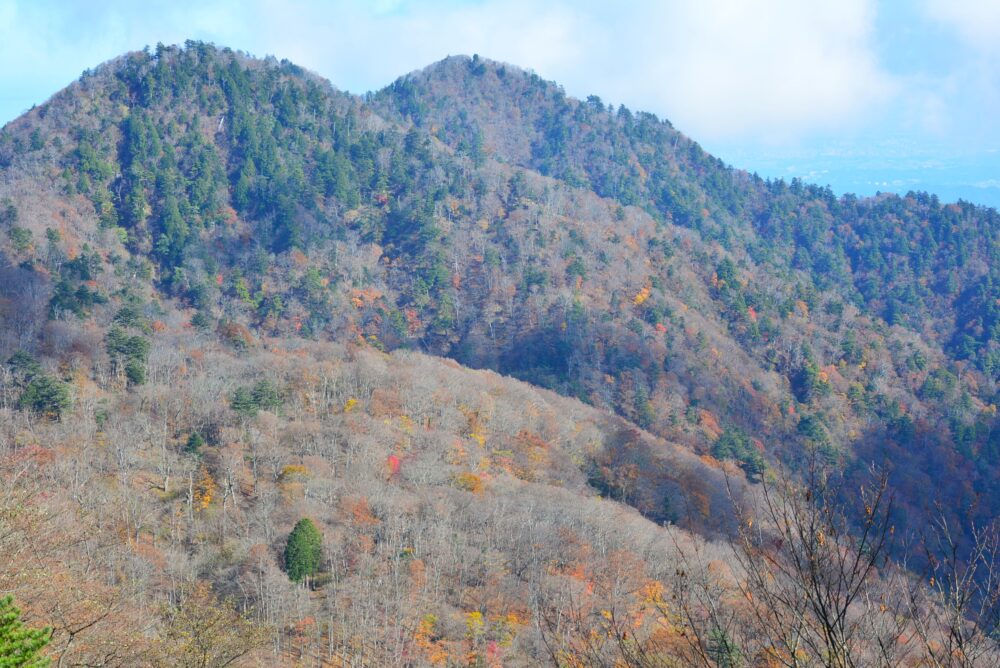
0 42 998 665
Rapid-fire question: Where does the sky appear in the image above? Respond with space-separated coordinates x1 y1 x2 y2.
1 0 998 206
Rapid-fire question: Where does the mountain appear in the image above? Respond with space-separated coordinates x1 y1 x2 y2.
0 42 998 665
374 54 1000 525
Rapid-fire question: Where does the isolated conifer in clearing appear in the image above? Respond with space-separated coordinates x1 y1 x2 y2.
284 518 323 583
0 594 52 667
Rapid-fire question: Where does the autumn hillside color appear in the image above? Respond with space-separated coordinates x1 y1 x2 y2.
0 42 998 665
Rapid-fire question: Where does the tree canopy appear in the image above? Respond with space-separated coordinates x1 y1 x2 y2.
284 518 323 583
0 596 51 668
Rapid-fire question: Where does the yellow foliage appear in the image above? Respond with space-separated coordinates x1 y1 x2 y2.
503 611 526 627
639 579 666 607
633 285 651 306
343 397 358 413
279 464 309 481
194 469 216 511
465 610 484 637
453 472 484 494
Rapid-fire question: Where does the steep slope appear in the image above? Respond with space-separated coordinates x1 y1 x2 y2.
0 42 998 664
374 54 1000 529
1 324 749 664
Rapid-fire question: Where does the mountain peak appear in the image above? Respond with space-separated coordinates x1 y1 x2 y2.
405 53 537 82
374 53 596 168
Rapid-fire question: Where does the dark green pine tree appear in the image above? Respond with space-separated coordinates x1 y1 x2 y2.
18 375 71 420
0 595 51 668
284 518 323 584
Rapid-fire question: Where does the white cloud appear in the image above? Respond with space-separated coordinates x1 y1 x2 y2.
914 0 1000 146
562 0 895 144
924 0 1000 56
389 1 890 144
231 0 585 95
264 0 894 145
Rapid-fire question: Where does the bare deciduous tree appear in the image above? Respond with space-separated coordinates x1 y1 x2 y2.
907 514 1000 667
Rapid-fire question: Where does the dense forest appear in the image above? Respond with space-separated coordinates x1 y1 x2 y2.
0 42 998 665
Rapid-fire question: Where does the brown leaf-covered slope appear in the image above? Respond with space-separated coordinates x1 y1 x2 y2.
2 315 755 664
5 325 987 666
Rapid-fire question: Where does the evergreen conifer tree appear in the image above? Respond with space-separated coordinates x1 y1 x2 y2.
0 596 51 668
284 518 323 583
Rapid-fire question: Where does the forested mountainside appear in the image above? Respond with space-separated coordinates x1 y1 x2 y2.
0 42 998 665
375 55 1000 533
375 55 999 359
